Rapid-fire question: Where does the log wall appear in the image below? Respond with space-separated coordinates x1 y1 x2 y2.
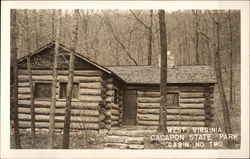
105 78 123 130
16 70 107 130
137 86 214 128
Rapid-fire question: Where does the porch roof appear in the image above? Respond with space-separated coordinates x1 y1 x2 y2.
106 65 216 84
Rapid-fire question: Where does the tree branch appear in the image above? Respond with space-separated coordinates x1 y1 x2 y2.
103 11 138 65
129 10 149 29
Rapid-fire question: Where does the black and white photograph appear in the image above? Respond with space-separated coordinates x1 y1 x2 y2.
1 1 249 158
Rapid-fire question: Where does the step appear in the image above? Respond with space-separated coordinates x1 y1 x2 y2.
128 144 144 149
104 143 128 149
125 137 144 144
105 136 125 143
108 130 156 137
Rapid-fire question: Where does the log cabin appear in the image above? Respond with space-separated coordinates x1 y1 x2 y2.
12 42 216 133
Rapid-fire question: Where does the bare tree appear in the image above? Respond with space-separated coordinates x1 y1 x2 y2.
158 10 168 132
25 10 36 144
62 9 79 149
130 10 153 65
228 10 233 109
48 9 61 149
208 11 234 148
103 11 138 65
192 10 200 65
11 9 21 149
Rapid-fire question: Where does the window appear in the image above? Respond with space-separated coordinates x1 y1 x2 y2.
59 82 79 99
167 92 179 106
114 89 118 104
34 83 52 99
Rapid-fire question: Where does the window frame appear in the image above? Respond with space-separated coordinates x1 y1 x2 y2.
58 82 80 101
166 91 180 108
33 81 52 100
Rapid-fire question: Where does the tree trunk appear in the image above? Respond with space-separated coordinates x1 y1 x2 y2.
158 10 167 132
147 10 153 65
214 12 233 148
25 10 36 144
48 10 61 149
33 10 40 49
62 9 79 149
11 9 21 149
194 10 200 65
228 10 233 110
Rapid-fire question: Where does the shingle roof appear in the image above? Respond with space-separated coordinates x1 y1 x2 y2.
107 65 216 84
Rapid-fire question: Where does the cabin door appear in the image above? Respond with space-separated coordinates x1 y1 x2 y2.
123 89 137 125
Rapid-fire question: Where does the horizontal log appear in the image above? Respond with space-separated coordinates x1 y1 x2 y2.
137 120 205 126
99 122 105 129
137 108 205 115
18 114 99 122
99 114 106 121
111 109 120 116
180 87 206 92
18 94 31 99
18 82 30 87
105 124 111 130
79 95 102 102
107 103 119 110
106 90 113 96
106 83 113 90
137 103 160 108
180 98 205 103
18 107 99 116
137 97 160 103
138 91 160 97
106 97 114 103
111 121 119 126
79 82 102 89
105 111 111 117
137 114 205 121
111 115 119 121
105 119 111 124
18 70 103 76
18 121 99 129
106 78 113 83
180 92 204 98
79 88 102 95
18 87 30 94
18 75 103 82
18 100 100 110
179 103 204 108
99 108 106 114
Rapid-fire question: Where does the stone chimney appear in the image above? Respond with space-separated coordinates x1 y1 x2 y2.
158 51 175 68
